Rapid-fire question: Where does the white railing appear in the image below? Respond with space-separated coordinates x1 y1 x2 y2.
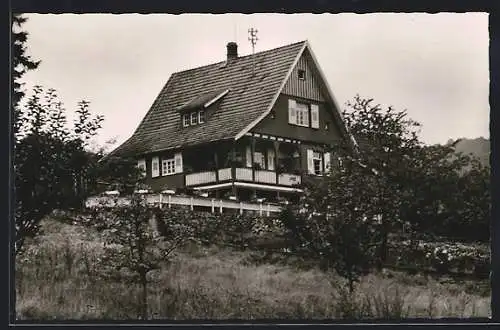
255 170 277 184
185 171 217 186
218 168 232 181
235 167 252 181
86 194 282 216
278 173 301 186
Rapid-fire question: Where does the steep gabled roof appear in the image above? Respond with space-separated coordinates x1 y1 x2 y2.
109 40 354 158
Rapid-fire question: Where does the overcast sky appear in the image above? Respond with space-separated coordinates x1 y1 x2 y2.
19 13 489 149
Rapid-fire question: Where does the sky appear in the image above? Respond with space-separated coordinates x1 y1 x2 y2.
19 13 489 149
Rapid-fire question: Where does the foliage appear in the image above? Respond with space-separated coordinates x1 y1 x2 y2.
280 159 384 292
388 239 490 277
153 208 284 249
14 86 104 255
16 217 491 320
341 95 491 252
12 14 40 135
340 95 424 266
86 194 191 319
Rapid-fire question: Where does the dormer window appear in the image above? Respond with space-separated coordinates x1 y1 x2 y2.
298 69 306 80
183 110 205 127
190 112 198 125
183 114 190 127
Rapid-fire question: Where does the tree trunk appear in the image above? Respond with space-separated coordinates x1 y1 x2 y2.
139 271 148 320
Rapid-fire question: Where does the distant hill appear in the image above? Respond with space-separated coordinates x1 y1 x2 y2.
446 137 490 167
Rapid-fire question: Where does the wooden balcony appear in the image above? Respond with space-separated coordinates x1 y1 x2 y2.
235 168 252 181
185 171 217 186
184 167 301 188
218 168 232 181
278 173 301 186
255 170 277 184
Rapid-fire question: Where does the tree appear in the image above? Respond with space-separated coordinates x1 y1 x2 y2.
341 95 423 268
281 156 383 293
88 194 192 320
12 14 40 135
14 86 104 254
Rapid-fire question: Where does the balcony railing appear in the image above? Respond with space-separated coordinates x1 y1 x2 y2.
185 171 217 186
235 168 252 181
218 168 232 181
278 173 301 186
255 170 277 184
184 167 301 187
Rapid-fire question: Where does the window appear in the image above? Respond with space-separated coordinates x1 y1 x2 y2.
295 102 309 127
137 159 146 177
253 152 265 169
151 156 160 178
298 69 306 80
183 114 190 127
162 158 176 175
198 110 205 124
289 99 311 127
313 152 323 175
190 112 198 125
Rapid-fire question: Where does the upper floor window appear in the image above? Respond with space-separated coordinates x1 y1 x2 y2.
295 102 309 127
183 114 190 127
288 99 319 129
198 110 205 124
298 69 306 80
190 112 198 125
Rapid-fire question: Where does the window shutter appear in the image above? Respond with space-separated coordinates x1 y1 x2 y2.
311 104 319 128
267 149 275 170
288 99 297 124
323 152 331 175
174 152 183 173
246 146 252 167
151 156 159 178
306 149 314 174
137 159 146 177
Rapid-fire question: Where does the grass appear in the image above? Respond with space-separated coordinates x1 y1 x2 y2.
15 217 491 320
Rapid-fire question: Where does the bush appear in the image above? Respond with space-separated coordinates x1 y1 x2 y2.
388 239 489 276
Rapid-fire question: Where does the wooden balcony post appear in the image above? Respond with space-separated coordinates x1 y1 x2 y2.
214 150 219 182
273 141 280 185
231 143 237 196
251 137 256 182
298 143 303 184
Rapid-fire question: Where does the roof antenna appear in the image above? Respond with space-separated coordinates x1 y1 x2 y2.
248 28 258 76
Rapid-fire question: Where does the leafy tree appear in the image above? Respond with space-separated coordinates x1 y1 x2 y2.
341 95 423 268
281 156 383 293
88 194 192 320
14 86 104 254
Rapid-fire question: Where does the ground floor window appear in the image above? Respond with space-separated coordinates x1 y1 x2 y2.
162 158 176 175
313 151 323 175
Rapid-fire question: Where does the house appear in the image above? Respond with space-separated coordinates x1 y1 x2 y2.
108 40 356 203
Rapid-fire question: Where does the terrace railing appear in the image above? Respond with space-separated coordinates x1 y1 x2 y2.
86 194 282 216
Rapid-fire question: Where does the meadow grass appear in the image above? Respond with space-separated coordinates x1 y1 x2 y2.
15 217 491 320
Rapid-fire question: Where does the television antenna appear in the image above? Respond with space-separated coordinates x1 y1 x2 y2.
248 28 258 76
